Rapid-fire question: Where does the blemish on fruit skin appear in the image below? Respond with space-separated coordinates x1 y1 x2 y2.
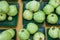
39 37 42 40
21 30 24 32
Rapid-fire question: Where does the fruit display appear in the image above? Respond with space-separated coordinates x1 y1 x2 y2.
22 0 60 40
0 1 17 21
0 0 60 40
0 29 15 40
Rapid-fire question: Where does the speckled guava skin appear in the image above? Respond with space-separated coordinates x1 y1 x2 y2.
18 29 30 40
7 5 17 16
23 10 33 20
56 6 60 15
48 27 59 38
0 1 9 13
34 11 45 23
26 1 40 12
49 0 60 8
47 14 58 24
27 23 38 34
43 4 54 15
33 32 45 40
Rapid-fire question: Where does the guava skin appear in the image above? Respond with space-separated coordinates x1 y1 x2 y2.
33 32 45 40
56 6 60 15
18 29 30 40
43 4 54 15
48 27 59 38
49 0 60 8
47 14 58 24
6 29 15 38
7 5 17 16
0 29 15 40
8 16 13 21
34 11 45 23
0 1 9 13
1 31 12 40
23 10 33 20
27 23 38 34
0 13 6 21
26 1 40 12
59 29 60 38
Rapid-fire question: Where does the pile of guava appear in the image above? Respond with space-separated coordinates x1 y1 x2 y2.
20 0 60 40
18 22 45 40
0 29 15 40
0 1 17 21
23 0 60 24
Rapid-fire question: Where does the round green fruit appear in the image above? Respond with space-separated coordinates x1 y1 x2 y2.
0 13 6 21
26 1 40 12
33 32 45 40
49 0 60 8
0 1 9 13
47 14 58 24
23 10 33 20
27 23 38 34
48 27 59 38
8 16 13 21
43 4 54 15
18 29 30 40
34 11 45 23
56 6 60 15
7 5 17 16
1 31 12 40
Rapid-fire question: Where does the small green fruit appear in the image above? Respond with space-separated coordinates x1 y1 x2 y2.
0 13 6 21
47 14 58 24
18 29 30 40
34 11 45 23
33 32 45 40
48 27 59 38
49 0 60 8
43 4 54 15
26 1 40 12
7 5 17 16
27 23 38 34
0 1 9 13
23 10 33 20
8 16 13 21
56 6 60 15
